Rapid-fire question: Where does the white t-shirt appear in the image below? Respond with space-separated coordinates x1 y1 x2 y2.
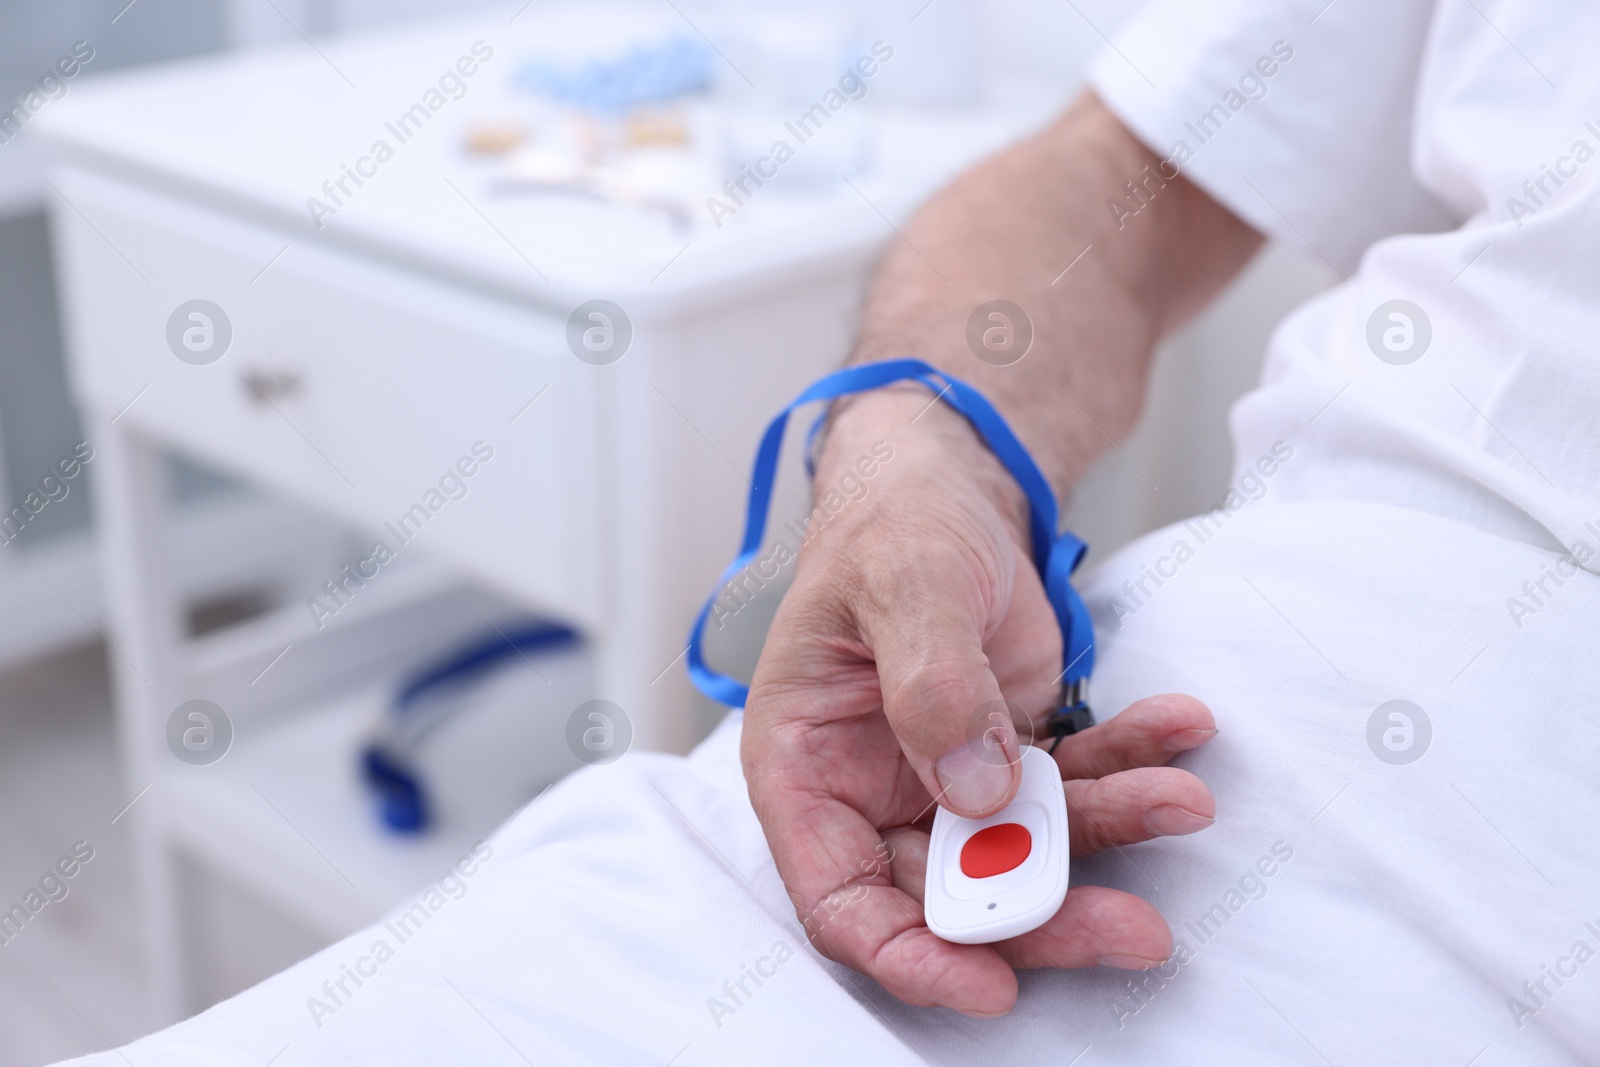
60 2 1600 1065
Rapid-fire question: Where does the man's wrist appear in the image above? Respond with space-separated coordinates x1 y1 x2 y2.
814 385 1031 542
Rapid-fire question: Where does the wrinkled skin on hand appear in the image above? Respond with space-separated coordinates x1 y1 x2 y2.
742 392 1217 1017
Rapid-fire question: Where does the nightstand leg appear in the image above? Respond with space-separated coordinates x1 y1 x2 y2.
91 420 192 1026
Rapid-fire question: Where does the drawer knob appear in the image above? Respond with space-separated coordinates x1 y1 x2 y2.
241 368 302 404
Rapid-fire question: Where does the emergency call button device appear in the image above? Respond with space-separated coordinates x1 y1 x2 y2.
925 745 1069 944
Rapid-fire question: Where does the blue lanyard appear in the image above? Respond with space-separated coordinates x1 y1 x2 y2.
686 359 1095 728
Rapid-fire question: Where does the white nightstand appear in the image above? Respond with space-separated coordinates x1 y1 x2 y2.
37 1 1059 1022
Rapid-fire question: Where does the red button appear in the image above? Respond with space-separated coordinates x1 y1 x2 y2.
959 823 1032 878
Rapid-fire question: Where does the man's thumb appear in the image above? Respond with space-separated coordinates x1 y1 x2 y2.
863 604 1021 819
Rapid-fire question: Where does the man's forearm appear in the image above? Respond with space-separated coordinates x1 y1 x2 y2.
825 93 1261 512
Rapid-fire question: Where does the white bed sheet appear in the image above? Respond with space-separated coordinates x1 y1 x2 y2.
62 499 1600 1066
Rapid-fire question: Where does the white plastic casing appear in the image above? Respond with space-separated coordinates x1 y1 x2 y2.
924 745 1069 944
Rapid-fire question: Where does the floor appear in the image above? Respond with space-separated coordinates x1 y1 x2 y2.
0 641 317 1067
0 641 147 1065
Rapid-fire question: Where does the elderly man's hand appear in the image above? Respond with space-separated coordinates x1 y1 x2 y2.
741 388 1218 1017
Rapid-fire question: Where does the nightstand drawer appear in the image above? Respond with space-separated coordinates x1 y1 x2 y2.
52 167 603 626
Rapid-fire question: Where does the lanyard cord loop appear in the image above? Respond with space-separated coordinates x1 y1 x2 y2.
686 359 1096 743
